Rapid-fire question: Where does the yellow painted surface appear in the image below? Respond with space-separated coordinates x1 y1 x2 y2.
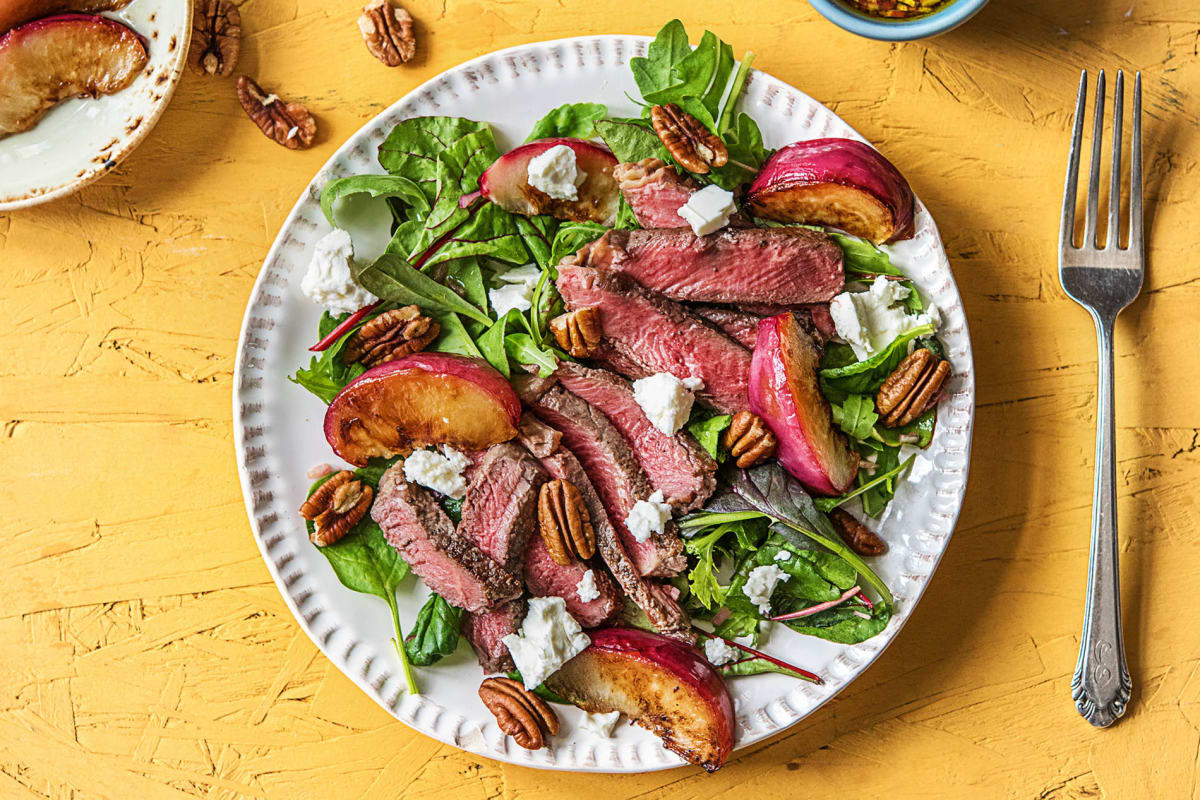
3 0 1199 796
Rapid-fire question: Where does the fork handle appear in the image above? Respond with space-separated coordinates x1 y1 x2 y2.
1070 313 1132 727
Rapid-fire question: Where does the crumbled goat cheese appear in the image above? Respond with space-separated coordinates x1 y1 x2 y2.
774 550 792 562
625 490 672 543
829 275 940 361
742 564 791 615
300 228 378 314
632 373 701 436
527 144 587 201
575 569 601 603
502 596 591 690
704 637 739 667
578 710 622 738
402 445 471 499
677 184 737 236
488 265 542 318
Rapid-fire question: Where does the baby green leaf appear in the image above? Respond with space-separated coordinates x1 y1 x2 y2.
404 593 464 667
686 413 732 461
525 102 608 142
352 253 491 326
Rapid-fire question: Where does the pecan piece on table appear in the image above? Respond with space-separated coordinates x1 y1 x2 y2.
189 0 241 77
479 677 560 750
829 508 887 556
299 470 373 546
343 305 439 367
549 307 601 358
358 0 416 66
650 103 728 174
236 76 317 149
538 479 596 566
875 348 951 428
721 411 777 468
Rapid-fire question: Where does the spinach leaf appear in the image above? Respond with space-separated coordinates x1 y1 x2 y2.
594 118 670 164
428 310 484 359
814 454 915 513
516 215 558 271
641 30 724 106
446 258 490 314
440 496 463 523
630 20 693 100
818 324 935 396
781 602 891 645
505 671 570 705
404 593 464 666
720 655 819 682
321 174 429 228
505 333 559 377
831 233 926 314
289 310 370 403
525 102 608 142
352 253 491 326
832 394 879 441
477 313 511 376
377 116 490 199
708 112 768 190
686 413 732 461
874 408 936 449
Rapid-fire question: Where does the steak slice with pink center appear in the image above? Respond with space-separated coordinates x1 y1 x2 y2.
555 362 716 512
463 599 525 673
515 379 687 578
458 442 546 575
372 463 520 613
556 263 751 413
518 416 693 640
522 534 621 627
613 158 699 229
571 226 843 306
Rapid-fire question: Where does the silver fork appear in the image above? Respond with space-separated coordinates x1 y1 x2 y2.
1060 69 1142 728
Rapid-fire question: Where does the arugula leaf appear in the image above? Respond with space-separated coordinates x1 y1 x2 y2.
515 215 558 271
289 310 370 403
525 103 608 142
504 333 559 377
832 394 879 441
377 116 490 199
549 220 608 265
321 174 429 229
594 118 670 164
683 526 732 610
686 413 732 461
352 253 491 326
814 454 915 513
857 445 901 518
631 20 692 100
477 313 511 376
819 324 935 396
404 593 464 666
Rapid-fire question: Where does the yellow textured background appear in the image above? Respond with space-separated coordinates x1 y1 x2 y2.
3 0 1199 796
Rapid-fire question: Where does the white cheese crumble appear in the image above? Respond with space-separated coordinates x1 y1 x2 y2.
742 564 791 616
774 550 792 562
488 265 542 317
632 373 702 436
575 569 600 603
402 445 471 499
704 637 739 667
502 596 591 690
526 144 587 201
300 228 378 315
829 275 940 361
677 184 736 236
578 710 622 738
625 490 672 543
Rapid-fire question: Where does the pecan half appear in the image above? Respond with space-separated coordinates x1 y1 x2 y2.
650 103 728 174
876 348 951 428
299 470 373 546
344 305 439 367
479 677 559 750
236 76 317 149
830 508 886 556
189 0 241 77
549 307 601 358
538 479 595 566
358 0 416 66
721 411 777 468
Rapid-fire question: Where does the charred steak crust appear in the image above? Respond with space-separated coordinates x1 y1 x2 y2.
556 263 752 413
372 464 521 612
555 362 716 512
458 442 547 575
463 598 526 674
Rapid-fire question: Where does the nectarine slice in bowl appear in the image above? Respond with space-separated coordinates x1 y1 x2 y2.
323 353 521 466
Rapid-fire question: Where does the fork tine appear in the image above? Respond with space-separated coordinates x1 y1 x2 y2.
1084 70 1106 249
1061 70 1088 253
1130 72 1143 256
1107 71 1124 249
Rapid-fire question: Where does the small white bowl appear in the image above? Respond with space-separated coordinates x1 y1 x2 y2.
0 0 193 210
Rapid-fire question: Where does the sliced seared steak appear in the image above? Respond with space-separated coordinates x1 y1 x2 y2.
458 442 546 575
556 263 751 413
571 226 844 305
613 158 699 229
372 463 520 613
517 377 687 577
693 303 835 346
463 599 525 673
518 417 693 640
555 362 716 511
523 534 621 627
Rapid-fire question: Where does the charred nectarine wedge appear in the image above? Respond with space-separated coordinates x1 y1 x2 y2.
479 138 619 225
0 13 147 135
547 627 735 772
323 353 520 466
747 138 915 244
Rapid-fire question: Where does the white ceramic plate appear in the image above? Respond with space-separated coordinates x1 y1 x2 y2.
0 0 192 210
233 35 975 773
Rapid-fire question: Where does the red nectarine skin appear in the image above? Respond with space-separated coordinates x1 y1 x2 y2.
479 138 619 225
749 314 857 495
323 353 521 466
747 138 916 243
